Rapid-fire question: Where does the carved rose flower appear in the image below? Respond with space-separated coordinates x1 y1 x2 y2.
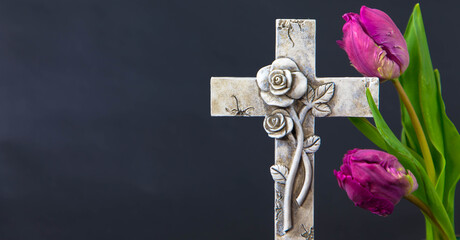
263 109 294 139
257 58 308 107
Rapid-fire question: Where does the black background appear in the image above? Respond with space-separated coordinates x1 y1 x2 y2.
0 0 458 239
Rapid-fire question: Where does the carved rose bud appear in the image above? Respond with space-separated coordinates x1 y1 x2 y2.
263 109 294 139
257 58 308 107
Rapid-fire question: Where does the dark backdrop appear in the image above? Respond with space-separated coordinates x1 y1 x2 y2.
0 0 458 239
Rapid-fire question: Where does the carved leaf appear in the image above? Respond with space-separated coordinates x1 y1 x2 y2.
300 85 314 106
304 135 321 153
270 165 289 184
312 104 331 117
313 82 335 104
307 85 315 103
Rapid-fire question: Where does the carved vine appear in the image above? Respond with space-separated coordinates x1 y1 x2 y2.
277 20 307 47
258 58 335 233
225 95 254 116
274 189 283 221
301 224 314 240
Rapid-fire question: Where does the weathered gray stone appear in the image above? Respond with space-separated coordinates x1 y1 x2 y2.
210 19 379 240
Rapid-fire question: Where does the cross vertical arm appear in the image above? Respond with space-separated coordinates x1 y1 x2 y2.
273 19 316 238
210 18 379 240
272 19 379 239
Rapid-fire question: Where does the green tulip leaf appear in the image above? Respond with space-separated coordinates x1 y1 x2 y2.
401 4 460 227
434 69 460 224
366 89 456 239
401 3 446 187
366 89 425 197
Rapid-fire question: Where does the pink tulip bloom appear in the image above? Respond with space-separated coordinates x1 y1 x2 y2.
334 149 418 216
337 6 409 80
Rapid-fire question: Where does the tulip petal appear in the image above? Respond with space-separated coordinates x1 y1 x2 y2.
334 169 347 189
351 162 406 205
349 150 409 204
286 72 307 99
359 195 394 216
260 91 294 107
334 149 417 216
342 175 394 216
270 58 300 72
350 149 399 167
341 13 381 77
256 65 270 91
342 176 372 204
340 13 400 79
339 163 352 176
342 148 359 165
360 6 409 73
337 40 345 49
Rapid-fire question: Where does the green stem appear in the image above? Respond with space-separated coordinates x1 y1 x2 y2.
405 195 449 240
391 79 436 184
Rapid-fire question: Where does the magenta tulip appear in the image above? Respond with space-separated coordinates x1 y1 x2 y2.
334 149 418 216
337 6 409 80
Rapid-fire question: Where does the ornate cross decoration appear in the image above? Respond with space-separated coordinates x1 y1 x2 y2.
210 19 379 240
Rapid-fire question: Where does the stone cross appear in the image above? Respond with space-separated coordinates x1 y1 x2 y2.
210 19 379 240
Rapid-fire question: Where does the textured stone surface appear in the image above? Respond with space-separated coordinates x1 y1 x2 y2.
210 19 379 240
210 77 378 117
210 77 269 117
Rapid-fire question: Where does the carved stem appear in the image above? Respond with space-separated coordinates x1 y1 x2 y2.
283 105 304 232
296 151 312 206
295 104 313 206
298 104 311 121
288 132 296 145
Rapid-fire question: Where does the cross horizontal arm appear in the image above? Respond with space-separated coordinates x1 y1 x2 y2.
210 76 379 117
316 77 379 117
210 77 269 117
